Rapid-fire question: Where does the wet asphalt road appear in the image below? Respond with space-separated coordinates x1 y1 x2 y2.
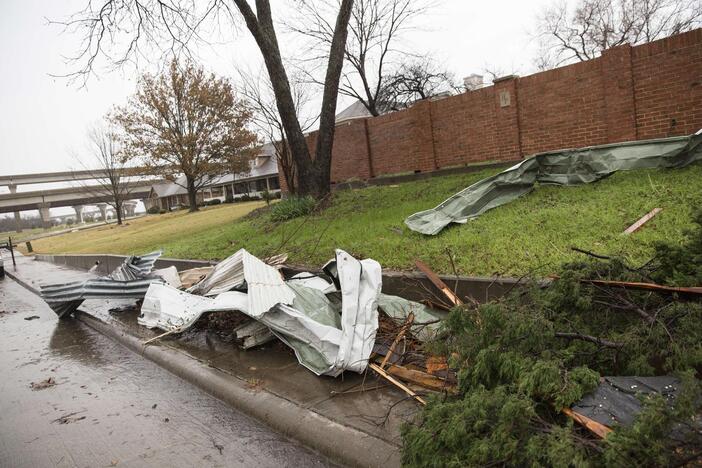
0 277 332 468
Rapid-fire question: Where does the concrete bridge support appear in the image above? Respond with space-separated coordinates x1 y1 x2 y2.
123 201 137 218
96 203 108 223
38 202 51 229
73 205 84 224
8 184 22 232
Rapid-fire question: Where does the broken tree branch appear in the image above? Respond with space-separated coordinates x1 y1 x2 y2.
554 332 624 349
380 312 414 369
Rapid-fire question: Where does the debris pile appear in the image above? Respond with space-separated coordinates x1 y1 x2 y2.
401 237 702 466
39 251 175 318
36 246 457 400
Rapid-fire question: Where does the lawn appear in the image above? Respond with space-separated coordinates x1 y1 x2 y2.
27 164 702 276
26 201 266 257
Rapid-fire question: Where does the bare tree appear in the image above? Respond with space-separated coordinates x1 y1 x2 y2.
237 69 317 195
112 59 258 212
75 124 135 225
380 58 462 109
56 0 355 199
536 0 702 68
292 0 430 117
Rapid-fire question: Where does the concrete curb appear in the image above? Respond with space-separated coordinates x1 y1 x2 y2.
5 268 402 468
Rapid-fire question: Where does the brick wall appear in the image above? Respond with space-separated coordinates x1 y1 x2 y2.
279 28 702 190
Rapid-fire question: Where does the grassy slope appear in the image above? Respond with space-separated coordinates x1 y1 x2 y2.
28 164 702 276
27 201 265 256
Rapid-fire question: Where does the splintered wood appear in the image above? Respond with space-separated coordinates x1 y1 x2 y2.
415 259 463 306
562 407 613 439
369 363 427 405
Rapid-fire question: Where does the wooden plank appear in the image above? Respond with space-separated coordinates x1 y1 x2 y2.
384 364 457 393
369 363 427 405
624 208 662 234
562 407 613 439
415 259 463 306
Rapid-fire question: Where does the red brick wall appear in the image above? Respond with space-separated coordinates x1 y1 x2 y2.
632 29 702 139
278 28 702 191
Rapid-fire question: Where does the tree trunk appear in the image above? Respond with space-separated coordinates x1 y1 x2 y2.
187 177 199 212
308 0 354 198
233 0 354 200
115 200 123 225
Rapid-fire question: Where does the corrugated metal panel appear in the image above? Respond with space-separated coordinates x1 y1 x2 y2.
188 248 295 317
40 251 164 318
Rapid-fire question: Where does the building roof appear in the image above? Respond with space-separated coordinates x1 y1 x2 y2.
149 144 279 198
150 181 187 198
335 100 373 123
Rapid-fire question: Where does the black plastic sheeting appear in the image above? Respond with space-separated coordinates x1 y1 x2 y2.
572 376 679 427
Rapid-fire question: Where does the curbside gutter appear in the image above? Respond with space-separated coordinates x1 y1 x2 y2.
5 266 402 468
36 253 524 303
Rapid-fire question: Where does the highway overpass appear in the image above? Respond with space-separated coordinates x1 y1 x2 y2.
0 181 156 227
0 168 148 188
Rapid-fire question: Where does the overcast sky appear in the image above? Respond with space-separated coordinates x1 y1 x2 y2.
0 0 552 183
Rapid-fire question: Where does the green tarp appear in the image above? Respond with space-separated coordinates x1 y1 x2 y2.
405 132 702 235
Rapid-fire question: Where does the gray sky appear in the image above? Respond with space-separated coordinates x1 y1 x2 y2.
0 0 552 181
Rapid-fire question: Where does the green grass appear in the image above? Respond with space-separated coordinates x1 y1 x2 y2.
28 164 702 276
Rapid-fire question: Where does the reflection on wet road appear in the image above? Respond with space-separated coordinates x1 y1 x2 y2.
0 278 332 467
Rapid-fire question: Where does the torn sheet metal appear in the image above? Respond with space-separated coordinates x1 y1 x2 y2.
138 249 381 377
40 251 164 318
252 250 381 376
187 249 296 316
377 294 444 341
572 376 680 427
153 266 182 289
406 132 702 235
139 283 249 331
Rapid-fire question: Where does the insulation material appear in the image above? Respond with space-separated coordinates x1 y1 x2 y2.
40 251 164 318
406 133 702 235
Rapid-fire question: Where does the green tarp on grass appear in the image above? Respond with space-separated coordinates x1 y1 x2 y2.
405 132 702 235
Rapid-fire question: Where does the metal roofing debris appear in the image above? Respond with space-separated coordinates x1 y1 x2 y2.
140 282 256 333
138 249 381 377
187 249 296 316
40 251 165 318
572 376 680 428
405 132 702 235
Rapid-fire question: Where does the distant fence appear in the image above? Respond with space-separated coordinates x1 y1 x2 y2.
279 28 702 191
